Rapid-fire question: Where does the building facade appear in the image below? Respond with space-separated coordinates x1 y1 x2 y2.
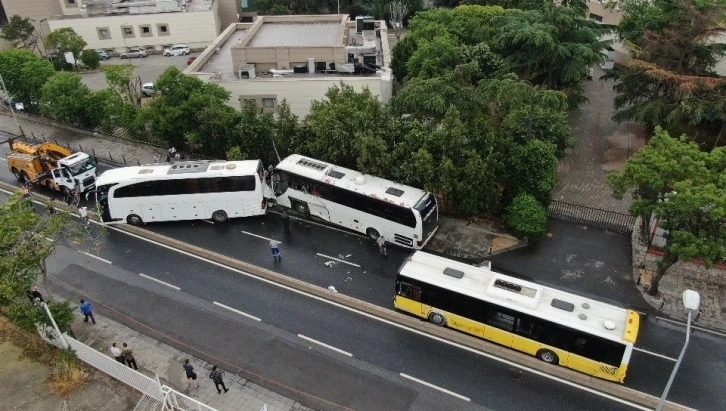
184 14 393 118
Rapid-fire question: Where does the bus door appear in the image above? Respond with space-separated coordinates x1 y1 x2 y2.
308 183 330 220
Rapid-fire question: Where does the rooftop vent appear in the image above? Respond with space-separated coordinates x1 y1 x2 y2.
603 320 616 330
385 187 404 197
296 158 327 171
443 267 465 279
138 169 154 174
551 299 575 312
167 162 211 175
326 170 345 179
493 279 538 298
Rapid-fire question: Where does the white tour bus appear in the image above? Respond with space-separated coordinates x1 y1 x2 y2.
95 160 268 225
273 154 439 249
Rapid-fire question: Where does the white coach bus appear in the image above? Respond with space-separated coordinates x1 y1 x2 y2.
95 160 268 225
273 154 439 249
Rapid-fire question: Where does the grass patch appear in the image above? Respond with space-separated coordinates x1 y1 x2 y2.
48 358 88 396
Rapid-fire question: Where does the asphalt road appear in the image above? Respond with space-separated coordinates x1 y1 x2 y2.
80 53 200 91
2 154 725 410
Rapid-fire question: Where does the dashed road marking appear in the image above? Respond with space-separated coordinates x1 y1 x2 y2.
298 334 352 357
241 230 279 243
633 347 676 361
399 373 470 402
213 301 261 322
315 253 361 268
656 316 726 337
139 273 181 290
81 251 111 264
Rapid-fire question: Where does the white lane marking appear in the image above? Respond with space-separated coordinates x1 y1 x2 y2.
139 273 181 290
81 251 112 264
213 301 261 322
315 253 361 268
267 209 368 239
201 220 214 224
400 373 470 402
633 347 676 362
0 157 6 162
104 226 658 411
241 230 279 243
298 334 353 357
657 316 726 337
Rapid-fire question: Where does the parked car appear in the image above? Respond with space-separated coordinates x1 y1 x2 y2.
96 49 110 60
141 82 158 97
187 56 197 65
163 44 190 57
121 48 148 59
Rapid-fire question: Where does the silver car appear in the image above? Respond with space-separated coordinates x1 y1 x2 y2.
121 48 148 59
96 49 110 60
141 82 158 97
163 44 190 57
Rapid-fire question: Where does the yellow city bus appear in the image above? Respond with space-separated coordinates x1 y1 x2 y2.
394 252 640 383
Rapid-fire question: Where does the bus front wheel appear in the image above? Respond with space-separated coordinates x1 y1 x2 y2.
428 311 446 327
294 201 309 216
127 214 144 226
212 210 228 223
366 228 380 240
536 349 559 365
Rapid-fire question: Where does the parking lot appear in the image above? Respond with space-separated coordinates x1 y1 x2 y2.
80 53 200 91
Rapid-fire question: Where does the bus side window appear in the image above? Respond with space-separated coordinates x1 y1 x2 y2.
276 171 289 195
398 282 422 301
516 316 543 340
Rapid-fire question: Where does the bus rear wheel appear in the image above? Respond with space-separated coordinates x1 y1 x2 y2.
366 228 380 240
127 214 144 226
428 311 446 327
11 168 21 180
536 349 559 365
212 210 228 223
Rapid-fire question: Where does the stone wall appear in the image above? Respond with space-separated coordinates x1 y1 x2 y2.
630 217 726 330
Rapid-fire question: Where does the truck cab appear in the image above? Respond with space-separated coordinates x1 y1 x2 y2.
55 152 97 192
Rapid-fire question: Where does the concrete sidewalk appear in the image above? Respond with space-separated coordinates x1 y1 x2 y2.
69 309 312 411
0 111 521 259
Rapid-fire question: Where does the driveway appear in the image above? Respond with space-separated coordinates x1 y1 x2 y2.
81 53 200 91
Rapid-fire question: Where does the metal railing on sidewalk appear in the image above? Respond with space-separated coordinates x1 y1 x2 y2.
548 199 636 233
41 327 216 411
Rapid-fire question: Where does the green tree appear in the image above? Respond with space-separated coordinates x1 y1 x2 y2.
304 83 390 170
271 100 302 159
0 49 55 112
607 127 725 294
256 0 292 14
80 49 100 69
505 192 548 240
0 15 40 52
491 4 608 105
187 103 241 159
406 34 463 80
139 67 231 149
39 72 96 127
390 72 479 122
46 28 87 71
506 139 558 205
105 64 143 108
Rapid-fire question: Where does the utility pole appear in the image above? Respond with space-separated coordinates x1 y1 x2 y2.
0 73 24 136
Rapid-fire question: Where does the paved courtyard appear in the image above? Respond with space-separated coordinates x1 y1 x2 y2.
81 53 200 91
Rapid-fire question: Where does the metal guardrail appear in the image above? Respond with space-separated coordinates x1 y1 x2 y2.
548 199 636 233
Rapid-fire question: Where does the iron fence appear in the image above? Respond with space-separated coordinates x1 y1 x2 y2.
548 200 636 233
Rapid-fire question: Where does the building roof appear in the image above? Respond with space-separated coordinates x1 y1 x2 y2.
399 251 639 344
96 160 261 185
50 0 213 20
246 21 343 48
275 154 430 209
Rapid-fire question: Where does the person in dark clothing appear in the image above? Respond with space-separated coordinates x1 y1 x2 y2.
122 343 138 370
111 343 125 364
282 211 291 235
209 366 229 393
183 359 199 389
80 299 96 324
27 285 44 303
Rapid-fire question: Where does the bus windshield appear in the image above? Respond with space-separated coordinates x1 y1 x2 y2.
415 193 438 241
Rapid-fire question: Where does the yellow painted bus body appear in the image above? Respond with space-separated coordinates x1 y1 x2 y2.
394 295 640 383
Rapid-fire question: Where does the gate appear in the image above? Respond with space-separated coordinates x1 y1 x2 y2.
548 200 635 233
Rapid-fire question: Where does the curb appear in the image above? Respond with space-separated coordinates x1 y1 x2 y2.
0 181 696 411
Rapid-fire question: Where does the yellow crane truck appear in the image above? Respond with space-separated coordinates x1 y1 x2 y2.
7 141 97 194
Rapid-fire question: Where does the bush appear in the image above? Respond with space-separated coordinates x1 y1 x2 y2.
505 193 548 240
80 49 100 69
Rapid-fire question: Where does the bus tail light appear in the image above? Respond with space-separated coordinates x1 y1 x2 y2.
416 240 424 247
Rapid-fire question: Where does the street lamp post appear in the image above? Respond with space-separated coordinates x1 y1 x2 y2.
121 23 131 65
0 73 24 136
655 289 701 411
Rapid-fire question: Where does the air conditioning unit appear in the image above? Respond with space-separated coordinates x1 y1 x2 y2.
238 64 256 79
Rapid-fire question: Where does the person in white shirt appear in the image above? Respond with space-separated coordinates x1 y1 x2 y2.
270 239 281 262
78 206 89 225
377 235 387 257
111 343 125 364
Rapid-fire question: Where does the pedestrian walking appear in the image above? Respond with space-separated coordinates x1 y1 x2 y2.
79 299 96 324
27 285 44 303
111 343 125 364
377 234 387 257
78 206 89 225
122 343 138 370
270 239 282 262
209 366 229 393
183 359 198 389
282 211 291 235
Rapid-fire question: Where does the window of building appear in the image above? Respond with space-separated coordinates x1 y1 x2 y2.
242 98 256 107
66 0 77 6
589 13 603 22
139 25 152 37
97 27 111 40
261 97 276 109
157 24 170 36
122 26 134 38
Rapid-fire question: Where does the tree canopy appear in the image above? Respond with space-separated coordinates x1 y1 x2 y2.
0 15 40 52
46 28 87 70
608 127 726 294
0 49 55 112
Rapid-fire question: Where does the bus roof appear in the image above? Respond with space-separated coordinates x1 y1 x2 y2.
275 154 429 209
399 252 634 343
96 160 261 186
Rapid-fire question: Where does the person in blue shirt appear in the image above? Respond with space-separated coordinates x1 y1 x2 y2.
80 299 96 324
